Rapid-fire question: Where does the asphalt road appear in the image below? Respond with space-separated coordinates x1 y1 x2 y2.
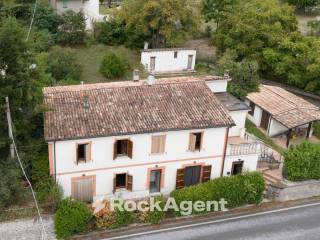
106 202 320 240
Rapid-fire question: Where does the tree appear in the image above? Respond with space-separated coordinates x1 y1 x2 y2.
217 50 260 99
99 52 128 79
57 11 86 45
202 0 237 30
117 0 201 48
215 0 298 61
286 0 320 10
46 46 82 82
0 18 41 206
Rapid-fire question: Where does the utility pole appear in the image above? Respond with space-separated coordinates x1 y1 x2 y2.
5 97 15 158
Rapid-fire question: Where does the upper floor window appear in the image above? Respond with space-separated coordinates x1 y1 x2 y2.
174 51 178 58
189 132 203 151
113 139 133 159
151 135 166 154
76 142 91 163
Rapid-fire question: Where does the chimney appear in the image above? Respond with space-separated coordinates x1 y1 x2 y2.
133 69 139 81
144 41 149 50
147 73 156 86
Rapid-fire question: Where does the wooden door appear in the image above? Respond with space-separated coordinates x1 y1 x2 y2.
260 110 270 130
72 177 93 203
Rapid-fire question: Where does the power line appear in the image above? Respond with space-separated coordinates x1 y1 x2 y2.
26 0 39 41
5 97 47 240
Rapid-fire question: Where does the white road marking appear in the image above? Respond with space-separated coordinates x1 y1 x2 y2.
103 201 320 240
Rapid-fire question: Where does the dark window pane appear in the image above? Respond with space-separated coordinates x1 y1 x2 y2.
77 144 86 161
116 173 127 188
116 140 128 156
194 133 202 150
184 166 201 187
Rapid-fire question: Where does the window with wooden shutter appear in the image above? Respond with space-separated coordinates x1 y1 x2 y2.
176 168 185 189
126 174 133 191
151 135 166 154
248 101 255 116
76 143 91 163
113 139 133 159
201 165 212 183
189 132 203 151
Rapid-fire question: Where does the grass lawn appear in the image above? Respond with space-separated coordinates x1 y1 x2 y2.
67 44 141 83
245 119 284 154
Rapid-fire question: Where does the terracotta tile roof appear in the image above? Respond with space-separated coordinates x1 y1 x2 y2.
44 77 234 141
247 85 320 128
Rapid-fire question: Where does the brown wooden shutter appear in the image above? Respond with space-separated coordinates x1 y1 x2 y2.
127 140 133 158
176 168 185 189
113 177 116 193
113 141 117 160
151 136 159 154
126 174 133 191
201 165 212 183
76 143 79 164
85 142 92 162
160 135 166 153
189 133 196 151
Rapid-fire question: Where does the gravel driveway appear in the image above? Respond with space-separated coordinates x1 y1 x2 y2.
0 216 55 240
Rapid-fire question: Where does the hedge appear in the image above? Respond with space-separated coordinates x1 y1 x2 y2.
284 141 320 181
170 172 265 216
54 198 93 239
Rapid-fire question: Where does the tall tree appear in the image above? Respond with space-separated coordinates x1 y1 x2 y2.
286 0 320 10
117 0 201 48
202 0 237 30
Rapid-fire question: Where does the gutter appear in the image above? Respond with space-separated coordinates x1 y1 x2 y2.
54 141 57 182
220 128 229 177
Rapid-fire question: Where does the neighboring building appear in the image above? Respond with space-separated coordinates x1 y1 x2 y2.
43 75 260 202
141 48 196 74
246 84 320 147
50 0 103 30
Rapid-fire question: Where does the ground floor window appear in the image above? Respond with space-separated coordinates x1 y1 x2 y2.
231 161 244 175
184 166 201 187
149 169 161 193
114 173 133 192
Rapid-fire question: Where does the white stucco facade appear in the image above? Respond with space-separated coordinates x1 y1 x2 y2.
245 100 263 127
229 110 247 137
206 79 228 93
141 49 196 73
50 0 103 30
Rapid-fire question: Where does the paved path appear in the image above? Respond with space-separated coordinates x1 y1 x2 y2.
0 216 55 240
105 202 320 240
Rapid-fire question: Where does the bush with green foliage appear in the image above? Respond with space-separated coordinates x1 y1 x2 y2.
54 198 93 239
99 52 127 79
170 172 265 216
57 11 86 45
0 157 26 209
95 20 126 45
286 0 320 9
31 29 55 52
284 141 320 181
110 204 135 229
313 122 320 139
144 196 166 224
47 46 82 82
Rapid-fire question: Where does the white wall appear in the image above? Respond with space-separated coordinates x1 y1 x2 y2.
268 118 288 137
245 100 263 127
141 49 196 73
53 127 227 199
223 154 258 176
206 80 228 93
53 0 100 30
229 110 248 137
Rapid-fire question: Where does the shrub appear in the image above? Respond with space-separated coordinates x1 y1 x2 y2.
99 52 127 79
54 198 93 239
170 172 265 216
313 122 320 139
57 11 86 45
95 200 134 229
284 141 320 181
144 196 166 224
47 46 82 82
95 20 126 45
31 29 55 52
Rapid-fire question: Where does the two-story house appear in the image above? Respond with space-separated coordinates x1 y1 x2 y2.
43 75 260 203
